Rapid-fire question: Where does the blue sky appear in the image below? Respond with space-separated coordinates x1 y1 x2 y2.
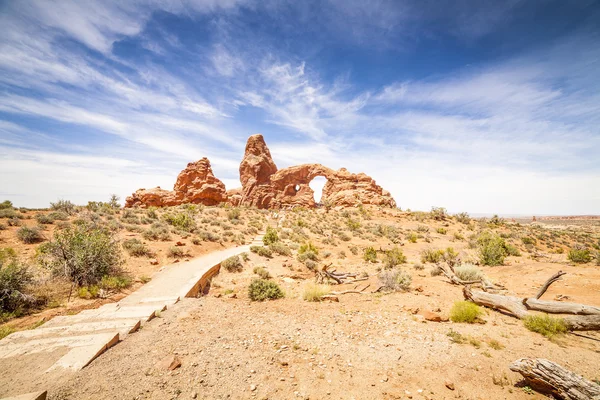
0 0 599 215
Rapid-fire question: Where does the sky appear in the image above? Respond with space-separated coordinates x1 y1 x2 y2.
0 0 599 215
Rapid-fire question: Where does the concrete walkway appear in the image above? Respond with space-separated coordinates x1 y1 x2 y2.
0 236 262 377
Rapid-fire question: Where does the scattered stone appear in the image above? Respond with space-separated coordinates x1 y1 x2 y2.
445 380 455 390
155 355 182 371
420 310 443 322
176 241 186 246
250 385 257 392
150 259 159 265
321 295 339 302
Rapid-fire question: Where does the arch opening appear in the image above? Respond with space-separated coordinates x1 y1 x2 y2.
309 176 327 205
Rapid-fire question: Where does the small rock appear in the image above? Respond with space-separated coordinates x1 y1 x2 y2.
250 384 257 391
150 259 159 265
321 295 339 302
155 355 182 371
173 259 180 263
445 380 455 390
227 293 237 299
420 310 443 322
176 241 186 246
415 286 424 292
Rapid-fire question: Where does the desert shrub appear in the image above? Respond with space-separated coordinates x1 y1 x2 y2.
416 225 429 233
263 227 279 245
0 223 5 231
523 314 567 338
346 218 361 231
504 243 521 256
227 208 241 221
16 226 44 244
431 207 448 221
364 246 377 263
38 224 124 286
167 247 189 258
453 232 465 241
0 208 20 219
198 230 220 242
146 207 158 219
454 263 485 281
77 285 99 299
420 248 444 263
450 301 483 323
35 213 54 225
303 260 317 270
6 217 21 227
122 239 153 257
522 236 536 245
50 199 76 215
0 255 34 314
253 266 271 279
379 269 412 292
413 263 424 270
143 222 171 241
406 232 418 243
454 212 470 224
100 275 131 290
0 200 13 210
241 252 249 262
436 227 447 234
250 245 273 258
269 242 292 256
477 231 508 266
338 232 351 241
303 283 331 302
383 247 407 269
121 210 140 225
568 247 592 264
430 265 443 276
349 245 358 255
163 212 196 232
248 279 284 301
222 255 243 272
299 242 319 255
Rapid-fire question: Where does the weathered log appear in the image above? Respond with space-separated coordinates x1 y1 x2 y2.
535 270 567 299
525 298 600 315
464 287 600 331
509 358 600 400
463 286 529 318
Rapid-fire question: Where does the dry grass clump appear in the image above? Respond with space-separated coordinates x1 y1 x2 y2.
269 242 292 256
450 301 484 323
302 283 331 302
250 245 273 258
16 226 44 244
454 263 485 281
523 314 567 338
567 247 591 263
122 238 154 257
253 266 271 279
379 269 412 292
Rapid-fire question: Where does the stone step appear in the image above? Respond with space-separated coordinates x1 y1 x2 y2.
1 319 140 343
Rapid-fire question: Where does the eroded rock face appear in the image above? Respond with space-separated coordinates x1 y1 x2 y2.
125 158 227 208
239 135 396 209
126 134 396 209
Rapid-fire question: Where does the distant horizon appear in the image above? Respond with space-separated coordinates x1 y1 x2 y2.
1 1 599 214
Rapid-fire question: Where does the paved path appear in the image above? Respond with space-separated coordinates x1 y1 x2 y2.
0 235 263 379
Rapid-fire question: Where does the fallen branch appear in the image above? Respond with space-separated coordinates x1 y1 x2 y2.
330 284 371 295
315 264 360 285
439 263 505 292
535 270 566 299
509 358 600 400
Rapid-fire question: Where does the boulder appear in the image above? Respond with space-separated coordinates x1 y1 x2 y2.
125 157 227 208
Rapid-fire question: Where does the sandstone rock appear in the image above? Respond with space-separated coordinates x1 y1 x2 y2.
150 259 159 265
445 380 455 390
321 295 339 302
239 135 396 209
420 310 446 322
155 355 181 371
125 158 227 208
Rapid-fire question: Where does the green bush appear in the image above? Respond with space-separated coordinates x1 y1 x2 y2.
143 222 171 241
523 314 567 338
384 247 407 269
364 246 377 263
0 209 21 219
269 242 291 256
379 269 412 292
346 218 361 231
35 213 55 225
167 246 189 258
122 239 153 257
450 301 483 323
248 279 284 301
420 248 444 263
0 200 13 210
253 266 271 279
477 231 508 266
50 199 76 215
38 224 124 286
521 237 536 245
505 243 521 256
197 230 220 242
568 248 591 263
16 226 44 244
222 255 243 272
163 212 196 232
227 208 241 221
262 227 279 245
436 227 447 234
298 242 319 255
250 245 273 258
431 207 447 221
0 255 34 314
454 212 470 224
406 232 418 243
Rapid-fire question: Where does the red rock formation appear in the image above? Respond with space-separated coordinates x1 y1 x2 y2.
239 135 396 209
126 134 396 209
125 158 227 208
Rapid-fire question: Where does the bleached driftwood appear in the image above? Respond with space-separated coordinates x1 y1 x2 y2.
509 358 600 400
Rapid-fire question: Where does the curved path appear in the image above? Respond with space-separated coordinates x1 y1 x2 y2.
0 235 263 397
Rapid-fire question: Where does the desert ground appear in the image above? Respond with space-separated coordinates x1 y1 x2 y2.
1 201 599 399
